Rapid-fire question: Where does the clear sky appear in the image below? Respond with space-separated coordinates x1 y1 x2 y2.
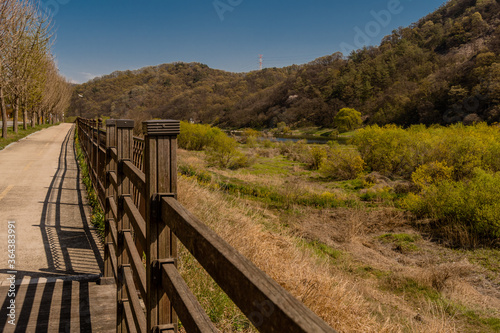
48 0 446 84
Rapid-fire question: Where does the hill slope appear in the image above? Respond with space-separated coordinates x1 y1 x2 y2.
69 0 500 128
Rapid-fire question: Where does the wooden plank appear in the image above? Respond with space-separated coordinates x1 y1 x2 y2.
109 147 118 163
161 197 337 333
116 120 134 333
108 243 118 280
122 266 147 332
107 196 118 221
161 262 218 333
124 231 147 301
104 120 116 281
121 160 146 199
108 172 118 193
123 196 146 251
122 301 138 333
109 220 118 252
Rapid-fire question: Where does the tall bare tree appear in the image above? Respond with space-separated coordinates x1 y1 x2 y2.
0 0 71 138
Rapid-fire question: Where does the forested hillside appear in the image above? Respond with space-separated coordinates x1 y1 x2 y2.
69 0 500 128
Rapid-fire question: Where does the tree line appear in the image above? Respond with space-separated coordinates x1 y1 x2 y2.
0 0 72 138
69 0 500 130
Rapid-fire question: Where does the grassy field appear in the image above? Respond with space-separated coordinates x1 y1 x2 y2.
176 136 500 332
0 123 58 150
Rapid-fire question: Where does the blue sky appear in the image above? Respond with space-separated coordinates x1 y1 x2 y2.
48 0 446 84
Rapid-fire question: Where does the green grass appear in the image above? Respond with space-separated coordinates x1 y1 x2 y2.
466 248 500 283
74 130 105 238
245 156 300 176
334 178 369 192
381 274 500 332
179 166 357 209
299 239 342 263
178 246 253 331
0 123 57 150
378 233 420 252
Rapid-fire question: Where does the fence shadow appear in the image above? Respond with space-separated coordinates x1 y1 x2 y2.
0 125 111 332
36 125 103 278
0 276 97 332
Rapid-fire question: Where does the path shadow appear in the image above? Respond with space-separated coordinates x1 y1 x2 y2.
0 125 112 332
34 125 104 278
0 276 98 332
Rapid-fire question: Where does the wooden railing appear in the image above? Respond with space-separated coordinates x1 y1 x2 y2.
76 117 337 333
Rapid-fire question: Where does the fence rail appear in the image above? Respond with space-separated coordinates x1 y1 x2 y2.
76 117 337 333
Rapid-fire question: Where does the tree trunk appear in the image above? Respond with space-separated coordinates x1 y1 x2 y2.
23 107 27 130
22 96 27 130
0 86 7 138
31 111 35 128
13 95 19 134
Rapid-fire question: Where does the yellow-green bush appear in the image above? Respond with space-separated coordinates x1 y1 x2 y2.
205 134 250 169
353 123 500 180
412 161 454 189
319 145 365 180
179 121 224 151
310 146 327 170
403 169 500 241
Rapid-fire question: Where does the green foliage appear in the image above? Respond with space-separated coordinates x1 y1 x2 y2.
205 133 250 169
178 121 251 169
412 161 454 189
319 144 365 180
180 167 357 209
299 240 342 262
309 146 326 170
353 123 500 180
403 169 500 241
379 233 420 252
74 131 105 237
178 121 224 151
333 108 362 133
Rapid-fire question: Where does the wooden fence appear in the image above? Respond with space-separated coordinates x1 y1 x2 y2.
76 117 337 333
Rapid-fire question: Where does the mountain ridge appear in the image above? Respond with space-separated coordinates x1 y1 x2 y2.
68 0 500 128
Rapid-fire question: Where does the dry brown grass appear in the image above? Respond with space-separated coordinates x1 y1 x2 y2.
177 176 392 332
176 148 500 332
175 176 471 332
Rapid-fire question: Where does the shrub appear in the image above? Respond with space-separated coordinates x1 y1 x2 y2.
261 139 275 148
205 134 250 169
179 121 224 151
319 145 365 180
352 124 425 178
412 161 454 189
353 123 500 180
310 146 326 170
403 169 500 242
241 128 260 147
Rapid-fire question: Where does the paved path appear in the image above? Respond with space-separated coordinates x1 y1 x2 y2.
0 124 115 332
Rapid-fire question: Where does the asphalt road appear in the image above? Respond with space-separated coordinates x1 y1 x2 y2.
0 123 104 281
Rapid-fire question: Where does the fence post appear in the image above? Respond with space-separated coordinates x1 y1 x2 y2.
103 120 116 283
115 119 134 332
143 120 180 332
